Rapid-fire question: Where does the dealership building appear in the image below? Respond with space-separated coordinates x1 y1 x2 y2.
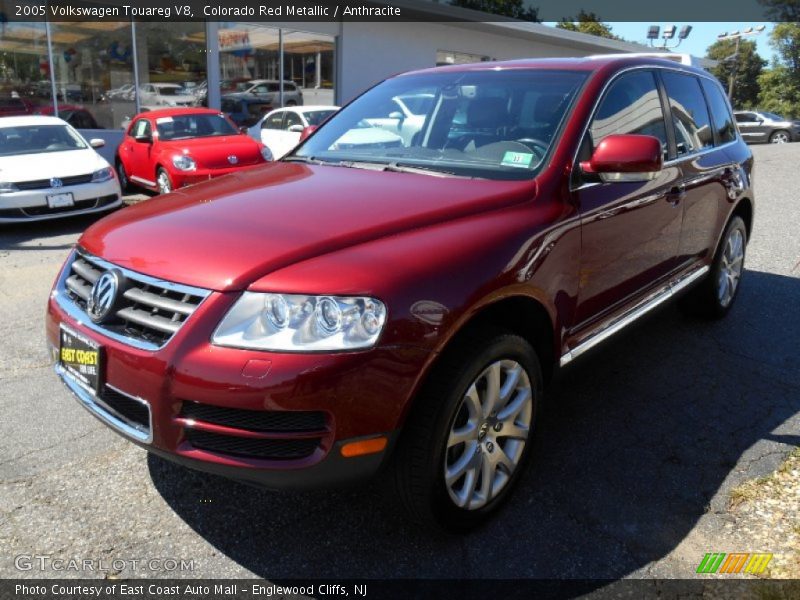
1 1 680 156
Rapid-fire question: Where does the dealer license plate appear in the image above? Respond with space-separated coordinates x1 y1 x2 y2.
59 326 103 393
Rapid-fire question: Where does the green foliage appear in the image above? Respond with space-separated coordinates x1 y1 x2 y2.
756 22 800 119
450 0 539 21
706 38 765 109
757 67 800 118
556 11 619 40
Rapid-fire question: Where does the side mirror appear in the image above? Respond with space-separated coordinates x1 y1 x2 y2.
133 133 152 144
299 125 317 142
89 138 105 149
239 126 248 134
287 124 305 133
388 110 405 121
580 134 663 183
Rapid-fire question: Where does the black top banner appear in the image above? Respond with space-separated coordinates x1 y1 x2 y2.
3 0 800 23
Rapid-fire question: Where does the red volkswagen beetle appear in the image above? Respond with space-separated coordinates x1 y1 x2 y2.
115 108 272 194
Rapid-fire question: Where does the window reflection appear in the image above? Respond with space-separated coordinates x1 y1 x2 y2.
47 21 135 129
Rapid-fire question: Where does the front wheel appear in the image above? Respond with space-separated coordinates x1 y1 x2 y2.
770 130 791 144
156 167 173 195
116 160 130 193
679 215 747 319
393 328 542 532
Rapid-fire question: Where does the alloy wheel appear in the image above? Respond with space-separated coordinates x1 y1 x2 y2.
718 227 744 307
771 131 790 143
157 171 172 194
444 359 532 510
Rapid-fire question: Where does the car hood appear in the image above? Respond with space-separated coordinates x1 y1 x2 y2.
0 149 107 181
80 162 535 291
159 136 263 168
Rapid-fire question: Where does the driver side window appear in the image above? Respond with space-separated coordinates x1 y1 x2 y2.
589 70 669 160
131 119 150 139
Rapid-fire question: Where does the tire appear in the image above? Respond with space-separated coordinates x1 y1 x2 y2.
392 327 542 532
770 130 791 144
679 215 747 319
116 160 130 193
156 167 172 195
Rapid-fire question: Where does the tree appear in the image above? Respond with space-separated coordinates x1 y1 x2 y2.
757 67 800 118
756 23 800 118
556 11 618 40
450 0 539 22
706 38 765 109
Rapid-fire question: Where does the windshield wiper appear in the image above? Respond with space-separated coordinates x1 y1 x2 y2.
382 162 467 178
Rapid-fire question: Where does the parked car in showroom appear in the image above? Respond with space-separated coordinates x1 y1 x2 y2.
138 83 197 108
733 109 800 143
48 56 753 531
248 105 338 159
115 107 272 194
228 79 304 107
221 95 274 128
35 104 101 129
0 116 121 223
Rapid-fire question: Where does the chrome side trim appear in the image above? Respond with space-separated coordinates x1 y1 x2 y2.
130 175 156 187
55 363 153 444
560 265 709 367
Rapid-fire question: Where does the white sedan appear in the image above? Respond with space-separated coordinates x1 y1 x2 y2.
0 116 122 223
249 106 339 159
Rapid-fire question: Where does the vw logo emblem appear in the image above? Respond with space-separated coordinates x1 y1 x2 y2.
227 155 239 165
50 177 63 188
87 271 120 323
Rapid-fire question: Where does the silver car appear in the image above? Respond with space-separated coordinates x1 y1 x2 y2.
229 80 304 107
734 110 800 144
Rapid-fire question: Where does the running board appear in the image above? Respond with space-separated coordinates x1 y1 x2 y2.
560 265 710 367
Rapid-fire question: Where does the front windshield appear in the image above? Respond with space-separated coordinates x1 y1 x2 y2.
0 124 87 157
156 114 238 140
157 87 181 96
762 111 785 121
294 69 588 179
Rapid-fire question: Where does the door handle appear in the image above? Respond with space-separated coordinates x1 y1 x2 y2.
666 184 686 205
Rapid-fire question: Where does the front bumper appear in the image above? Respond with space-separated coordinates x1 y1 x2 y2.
172 163 265 188
46 253 430 489
0 179 122 223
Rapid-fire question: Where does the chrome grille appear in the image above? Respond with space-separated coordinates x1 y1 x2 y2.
60 250 210 350
15 173 94 190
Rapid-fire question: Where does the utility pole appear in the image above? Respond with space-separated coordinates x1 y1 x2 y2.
718 26 766 102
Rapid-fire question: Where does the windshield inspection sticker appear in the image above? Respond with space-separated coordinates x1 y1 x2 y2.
155 117 173 124
501 152 534 168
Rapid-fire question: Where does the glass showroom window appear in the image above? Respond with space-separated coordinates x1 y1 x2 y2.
217 23 335 126
47 21 135 129
135 22 207 112
282 30 335 107
0 17 49 116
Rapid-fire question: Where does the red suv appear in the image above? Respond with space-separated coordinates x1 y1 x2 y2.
47 57 753 531
115 108 272 194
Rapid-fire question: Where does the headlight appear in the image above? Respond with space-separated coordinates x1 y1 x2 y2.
260 146 273 162
172 155 196 171
212 293 387 351
0 182 19 193
91 167 114 183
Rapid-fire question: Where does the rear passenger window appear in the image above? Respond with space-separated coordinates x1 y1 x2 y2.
661 72 714 156
701 78 737 144
589 71 668 159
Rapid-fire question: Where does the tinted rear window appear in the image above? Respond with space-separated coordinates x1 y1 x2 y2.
662 71 714 156
700 78 736 144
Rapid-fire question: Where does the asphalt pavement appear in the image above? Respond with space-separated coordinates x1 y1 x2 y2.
1 144 798 580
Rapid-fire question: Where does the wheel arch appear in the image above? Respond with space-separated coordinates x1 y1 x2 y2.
398 293 557 430
732 196 754 242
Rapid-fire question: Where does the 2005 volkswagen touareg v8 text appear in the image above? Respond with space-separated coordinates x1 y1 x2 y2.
47 56 754 531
